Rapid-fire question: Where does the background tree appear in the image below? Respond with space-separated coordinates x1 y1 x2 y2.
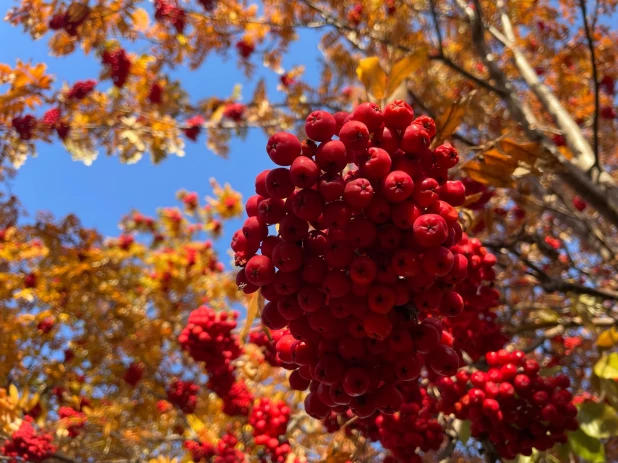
1 0 618 462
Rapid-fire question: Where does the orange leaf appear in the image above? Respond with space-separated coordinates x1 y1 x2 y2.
239 289 263 343
431 92 473 148
498 138 543 166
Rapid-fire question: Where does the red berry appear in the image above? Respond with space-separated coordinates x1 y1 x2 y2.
305 110 337 142
383 100 414 130
266 132 301 166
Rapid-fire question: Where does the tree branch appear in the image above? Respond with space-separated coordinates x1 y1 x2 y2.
453 0 618 229
578 0 601 169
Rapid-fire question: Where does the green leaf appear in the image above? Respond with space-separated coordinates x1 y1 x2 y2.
568 429 605 463
453 419 471 445
539 365 562 377
594 353 618 379
578 401 618 438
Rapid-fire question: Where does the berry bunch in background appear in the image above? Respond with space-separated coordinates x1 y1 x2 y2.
375 383 443 463
58 407 87 438
249 328 286 366
166 379 199 414
102 48 131 88
437 350 578 460
232 101 495 421
249 398 292 463
1 417 56 462
66 80 97 100
178 306 253 416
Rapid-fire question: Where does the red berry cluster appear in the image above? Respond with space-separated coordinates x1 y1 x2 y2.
232 101 485 420
249 398 292 463
185 440 216 462
213 433 246 463
183 116 205 141
12 115 37 140
218 380 253 417
223 103 246 122
148 83 164 104
154 0 186 34
375 383 443 463
441 234 507 360
178 306 251 415
36 317 55 334
236 40 254 59
102 48 131 88
249 328 286 366
167 380 199 413
123 362 144 387
437 350 578 460
1 417 56 463
67 79 97 100
41 108 70 140
47 6 89 36
58 407 87 438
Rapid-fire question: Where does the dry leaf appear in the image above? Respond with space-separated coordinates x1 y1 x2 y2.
239 289 263 342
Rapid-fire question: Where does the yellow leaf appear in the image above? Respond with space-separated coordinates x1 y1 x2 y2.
384 49 427 99
240 289 263 342
431 92 473 148
356 57 387 100
186 414 205 433
597 327 618 349
131 8 150 32
8 385 18 402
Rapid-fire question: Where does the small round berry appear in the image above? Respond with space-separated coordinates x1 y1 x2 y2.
305 110 337 142
245 255 276 286
339 121 370 151
266 132 301 166
401 123 430 154
351 102 384 133
315 140 348 173
290 156 320 188
382 170 414 203
413 214 448 247
383 100 414 130
265 168 295 199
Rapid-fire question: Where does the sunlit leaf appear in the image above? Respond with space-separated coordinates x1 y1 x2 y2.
597 327 618 349
384 49 427 99
578 401 618 438
594 353 618 379
431 92 473 148
568 429 605 463
356 57 387 100
240 289 263 342
131 8 150 32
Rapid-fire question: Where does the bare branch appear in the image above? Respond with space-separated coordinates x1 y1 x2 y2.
578 0 601 169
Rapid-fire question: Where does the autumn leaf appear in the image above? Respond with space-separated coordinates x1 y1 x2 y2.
498 139 543 167
239 289 263 343
131 8 150 32
597 327 618 349
384 49 427 99
356 57 387 100
431 92 474 148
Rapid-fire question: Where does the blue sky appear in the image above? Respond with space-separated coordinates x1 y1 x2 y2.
1 19 323 263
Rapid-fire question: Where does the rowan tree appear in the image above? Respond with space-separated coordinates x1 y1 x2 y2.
1 0 618 462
